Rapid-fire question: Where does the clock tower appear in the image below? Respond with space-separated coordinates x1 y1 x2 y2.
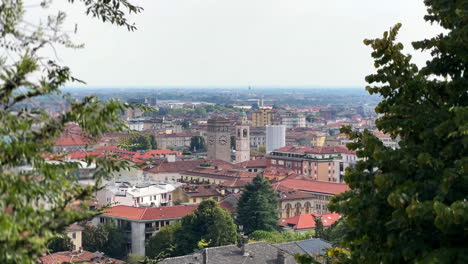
207 117 231 162
235 111 250 163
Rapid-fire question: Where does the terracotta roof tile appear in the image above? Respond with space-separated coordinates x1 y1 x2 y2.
279 212 342 230
102 205 198 221
279 179 349 195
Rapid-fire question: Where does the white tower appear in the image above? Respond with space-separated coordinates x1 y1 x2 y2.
235 111 250 163
266 125 286 153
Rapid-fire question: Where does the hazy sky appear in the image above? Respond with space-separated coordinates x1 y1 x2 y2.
34 0 441 87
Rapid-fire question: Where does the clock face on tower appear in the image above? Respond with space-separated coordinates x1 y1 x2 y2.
208 136 215 145
218 135 228 145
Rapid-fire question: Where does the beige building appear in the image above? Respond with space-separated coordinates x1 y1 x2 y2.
251 109 277 127
155 132 197 149
206 118 231 162
235 112 250 163
172 184 225 204
65 224 84 251
310 133 327 147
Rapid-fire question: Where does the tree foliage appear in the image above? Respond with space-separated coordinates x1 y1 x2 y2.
46 234 74 253
0 0 142 262
190 136 206 152
121 134 153 151
314 217 324 239
329 2 468 263
146 222 181 259
82 223 127 259
102 222 127 259
237 175 279 234
173 199 238 255
249 230 314 244
82 224 108 253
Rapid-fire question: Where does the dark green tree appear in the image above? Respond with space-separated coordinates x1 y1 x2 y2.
102 223 127 259
122 135 152 151
190 136 206 152
237 175 278 234
194 106 207 115
321 218 349 245
174 199 238 255
146 222 181 259
0 1 142 262
149 134 158 150
314 217 324 239
82 224 108 253
46 234 74 253
329 2 468 263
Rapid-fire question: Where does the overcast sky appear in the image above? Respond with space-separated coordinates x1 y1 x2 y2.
34 0 441 88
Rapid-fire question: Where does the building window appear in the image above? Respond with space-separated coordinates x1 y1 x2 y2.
193 198 196 203
271 159 277 164
285 203 292 218
72 232 76 239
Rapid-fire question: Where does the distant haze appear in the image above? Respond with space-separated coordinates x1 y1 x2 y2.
32 0 441 88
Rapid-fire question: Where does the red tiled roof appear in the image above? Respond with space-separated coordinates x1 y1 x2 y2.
39 250 126 264
219 200 236 212
65 223 84 232
279 179 349 195
220 178 251 188
146 149 176 155
373 130 392 138
182 184 223 198
54 124 93 146
279 212 342 230
272 145 355 155
102 205 198 221
156 133 198 138
234 158 267 168
146 159 235 173
272 183 317 201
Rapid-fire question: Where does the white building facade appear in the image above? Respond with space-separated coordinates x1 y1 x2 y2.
96 181 177 207
266 125 286 153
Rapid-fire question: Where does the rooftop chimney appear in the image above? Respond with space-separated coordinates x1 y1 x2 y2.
277 249 287 264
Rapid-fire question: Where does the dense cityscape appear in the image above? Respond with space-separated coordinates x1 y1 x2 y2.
34 87 396 262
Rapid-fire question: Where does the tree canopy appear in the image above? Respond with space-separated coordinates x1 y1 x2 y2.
329 1 468 263
0 1 143 261
173 199 238 255
237 175 279 234
82 223 127 259
146 222 180 259
190 135 206 152
46 234 74 253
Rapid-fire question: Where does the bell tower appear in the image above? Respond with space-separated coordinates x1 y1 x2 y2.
207 117 231 162
235 111 250 163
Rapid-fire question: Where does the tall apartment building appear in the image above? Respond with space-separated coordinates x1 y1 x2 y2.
266 145 358 182
251 109 277 127
279 111 306 128
266 125 286 153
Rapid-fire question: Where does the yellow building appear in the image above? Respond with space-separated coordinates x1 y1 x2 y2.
251 109 277 127
173 184 225 204
310 133 327 147
65 224 84 251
